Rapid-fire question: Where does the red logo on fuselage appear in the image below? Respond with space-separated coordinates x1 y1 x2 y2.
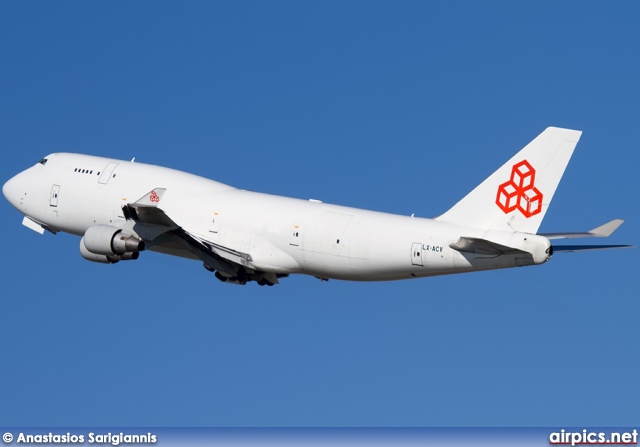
495 160 543 218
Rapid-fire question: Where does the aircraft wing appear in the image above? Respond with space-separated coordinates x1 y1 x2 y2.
122 188 253 277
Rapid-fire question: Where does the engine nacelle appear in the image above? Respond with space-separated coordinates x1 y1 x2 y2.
79 238 142 264
80 237 119 264
82 225 145 256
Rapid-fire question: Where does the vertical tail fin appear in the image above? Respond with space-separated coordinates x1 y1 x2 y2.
435 127 582 234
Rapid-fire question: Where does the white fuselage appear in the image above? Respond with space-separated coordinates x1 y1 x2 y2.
3 153 551 282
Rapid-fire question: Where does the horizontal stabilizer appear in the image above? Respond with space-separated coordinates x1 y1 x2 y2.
541 219 624 240
449 237 528 257
553 244 634 252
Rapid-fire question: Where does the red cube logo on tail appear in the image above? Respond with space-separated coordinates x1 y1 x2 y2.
496 160 543 218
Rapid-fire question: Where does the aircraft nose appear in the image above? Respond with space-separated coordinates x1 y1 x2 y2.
3 174 24 210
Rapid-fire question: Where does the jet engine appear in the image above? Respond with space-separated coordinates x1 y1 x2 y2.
80 225 145 264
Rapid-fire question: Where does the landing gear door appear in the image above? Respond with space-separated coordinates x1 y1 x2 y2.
411 242 423 266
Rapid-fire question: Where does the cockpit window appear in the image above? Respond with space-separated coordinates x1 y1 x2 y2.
38 158 48 165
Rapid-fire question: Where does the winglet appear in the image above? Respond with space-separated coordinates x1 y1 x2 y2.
135 188 166 207
122 188 176 228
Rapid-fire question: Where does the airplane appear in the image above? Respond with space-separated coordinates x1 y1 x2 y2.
2 127 631 286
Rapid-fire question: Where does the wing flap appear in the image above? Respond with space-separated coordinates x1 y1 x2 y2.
185 232 253 267
123 188 253 275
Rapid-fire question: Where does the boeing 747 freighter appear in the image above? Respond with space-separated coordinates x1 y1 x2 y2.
3 127 630 286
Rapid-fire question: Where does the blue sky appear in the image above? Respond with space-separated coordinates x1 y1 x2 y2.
0 1 637 427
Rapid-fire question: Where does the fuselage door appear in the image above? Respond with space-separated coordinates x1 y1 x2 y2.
49 184 60 207
209 212 220 233
98 162 119 184
290 225 301 247
411 242 423 266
